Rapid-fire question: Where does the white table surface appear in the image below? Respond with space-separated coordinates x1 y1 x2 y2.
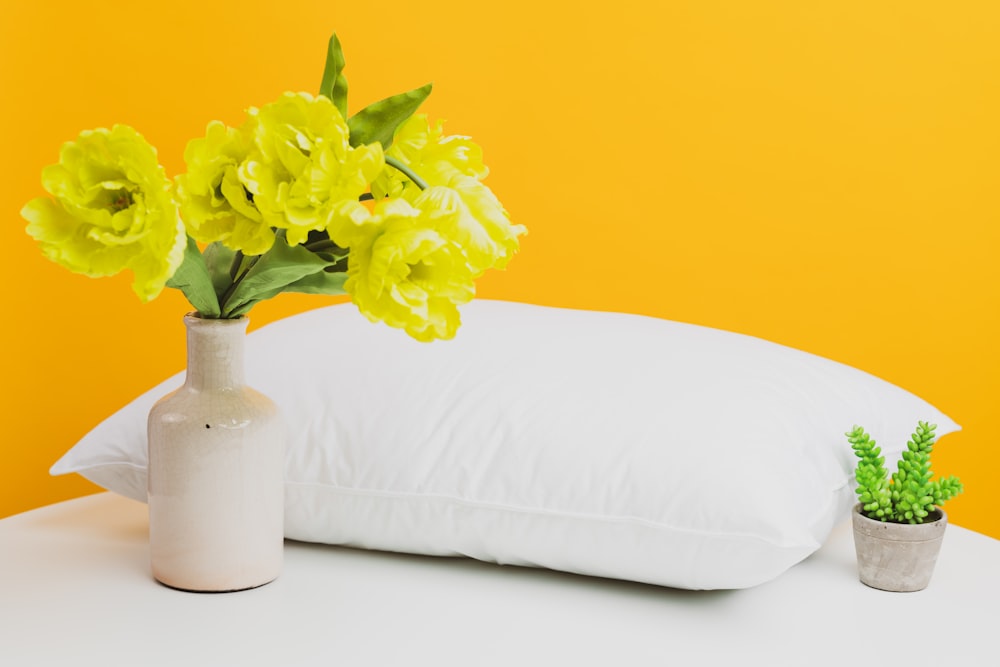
1 493 997 666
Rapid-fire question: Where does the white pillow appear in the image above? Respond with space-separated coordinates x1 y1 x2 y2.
51 301 959 590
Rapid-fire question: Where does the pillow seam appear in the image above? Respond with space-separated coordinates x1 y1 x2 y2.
286 480 827 549
51 460 147 475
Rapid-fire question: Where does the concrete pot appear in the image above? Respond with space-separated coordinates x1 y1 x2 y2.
851 504 946 592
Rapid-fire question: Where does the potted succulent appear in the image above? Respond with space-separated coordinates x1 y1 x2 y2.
846 421 964 591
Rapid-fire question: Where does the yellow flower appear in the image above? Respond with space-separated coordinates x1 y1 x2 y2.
416 180 525 273
344 196 476 342
176 120 275 255
326 198 379 250
382 114 488 189
21 125 185 302
240 92 384 246
374 114 525 274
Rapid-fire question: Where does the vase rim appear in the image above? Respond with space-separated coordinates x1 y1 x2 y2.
183 312 249 325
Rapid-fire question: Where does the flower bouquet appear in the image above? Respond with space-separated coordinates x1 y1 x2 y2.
21 34 525 592
22 33 525 341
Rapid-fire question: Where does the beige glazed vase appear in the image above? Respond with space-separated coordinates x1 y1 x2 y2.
851 504 947 592
147 314 285 592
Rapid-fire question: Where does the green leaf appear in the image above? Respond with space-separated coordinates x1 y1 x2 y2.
166 236 221 318
319 33 349 118
220 232 336 317
283 268 348 296
348 82 432 148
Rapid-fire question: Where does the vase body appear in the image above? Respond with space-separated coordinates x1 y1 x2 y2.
851 504 946 592
147 314 284 592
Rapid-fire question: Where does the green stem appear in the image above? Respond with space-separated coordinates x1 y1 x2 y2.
385 155 428 190
228 250 245 284
219 252 260 318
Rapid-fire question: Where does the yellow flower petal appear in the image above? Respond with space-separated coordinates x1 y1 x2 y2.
22 125 185 302
244 92 385 245
345 197 475 341
373 115 525 274
176 120 275 255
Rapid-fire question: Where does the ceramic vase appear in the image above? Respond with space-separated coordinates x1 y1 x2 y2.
851 504 947 592
147 314 285 592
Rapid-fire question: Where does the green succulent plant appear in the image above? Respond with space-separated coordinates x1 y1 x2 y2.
847 421 964 524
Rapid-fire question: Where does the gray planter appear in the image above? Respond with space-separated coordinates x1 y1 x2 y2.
851 504 947 592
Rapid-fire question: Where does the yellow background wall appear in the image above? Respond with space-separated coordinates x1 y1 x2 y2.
2 1 997 539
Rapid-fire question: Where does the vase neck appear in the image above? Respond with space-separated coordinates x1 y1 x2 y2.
183 315 248 390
